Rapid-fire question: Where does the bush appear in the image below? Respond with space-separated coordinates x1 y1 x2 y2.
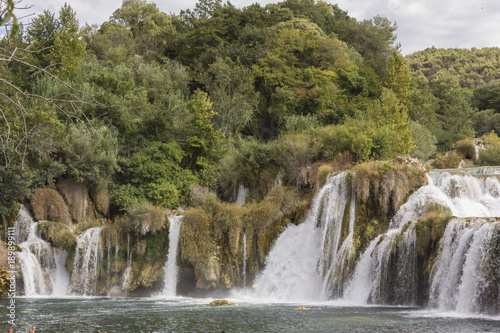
272 132 322 187
409 121 437 161
59 122 118 187
478 143 500 166
119 200 166 236
432 153 462 169
316 164 333 188
30 188 71 224
38 221 77 251
454 138 476 159
112 141 197 209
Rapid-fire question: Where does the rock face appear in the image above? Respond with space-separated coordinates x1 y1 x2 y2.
56 178 95 223
209 299 235 306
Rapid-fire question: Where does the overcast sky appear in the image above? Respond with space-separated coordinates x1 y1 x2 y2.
27 0 500 54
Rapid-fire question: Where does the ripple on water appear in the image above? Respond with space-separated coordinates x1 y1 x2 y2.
2 298 499 333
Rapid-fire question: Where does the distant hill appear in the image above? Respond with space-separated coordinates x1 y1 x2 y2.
406 47 500 89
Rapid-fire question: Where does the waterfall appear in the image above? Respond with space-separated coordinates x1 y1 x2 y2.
122 233 132 293
429 218 500 315
107 233 111 289
235 185 249 206
15 205 70 296
161 215 183 297
345 168 500 306
114 231 119 272
70 227 102 296
242 232 247 286
252 173 355 302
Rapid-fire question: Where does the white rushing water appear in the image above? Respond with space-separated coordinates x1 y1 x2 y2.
235 185 249 206
429 218 500 314
242 232 248 286
346 169 500 306
70 227 102 296
250 168 499 311
15 205 70 296
161 215 183 297
122 233 132 294
251 173 355 302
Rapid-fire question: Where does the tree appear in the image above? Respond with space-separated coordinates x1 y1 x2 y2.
0 1 100 218
112 141 196 209
26 3 86 80
201 57 258 135
183 90 220 171
111 0 177 60
368 88 414 155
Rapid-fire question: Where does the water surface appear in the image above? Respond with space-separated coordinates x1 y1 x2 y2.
2 297 499 332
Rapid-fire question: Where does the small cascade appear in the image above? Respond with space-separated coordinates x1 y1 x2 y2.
122 233 132 294
242 232 247 286
429 218 500 315
70 227 103 296
274 174 283 187
235 185 249 206
15 205 70 296
114 231 119 272
107 233 111 289
344 223 417 305
161 215 183 297
252 173 355 302
320 184 357 298
51 250 70 296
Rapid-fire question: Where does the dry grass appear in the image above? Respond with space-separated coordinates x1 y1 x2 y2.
30 188 71 224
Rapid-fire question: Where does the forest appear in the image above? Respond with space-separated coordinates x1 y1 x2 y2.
1 0 500 294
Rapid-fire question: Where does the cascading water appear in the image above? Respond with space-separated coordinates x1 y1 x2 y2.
161 215 183 297
70 227 103 296
122 233 132 294
346 168 500 306
251 173 356 302
429 218 500 315
235 185 249 206
242 232 247 286
15 205 70 296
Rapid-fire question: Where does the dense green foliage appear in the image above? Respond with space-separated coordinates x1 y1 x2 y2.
1 0 500 222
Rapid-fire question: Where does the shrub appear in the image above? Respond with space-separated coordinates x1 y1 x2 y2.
38 221 77 251
409 121 437 161
316 164 333 188
112 141 197 209
119 200 166 236
481 131 500 146
478 143 500 166
30 188 71 224
432 153 462 169
454 138 476 159
272 132 322 187
59 122 118 187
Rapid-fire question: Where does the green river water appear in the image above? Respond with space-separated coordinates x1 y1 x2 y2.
1 297 499 332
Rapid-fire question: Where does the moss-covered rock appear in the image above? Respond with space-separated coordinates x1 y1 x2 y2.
209 299 235 306
38 221 77 252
